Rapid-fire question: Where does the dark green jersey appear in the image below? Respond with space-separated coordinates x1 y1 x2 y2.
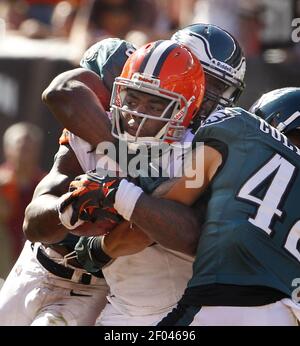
188 107 300 297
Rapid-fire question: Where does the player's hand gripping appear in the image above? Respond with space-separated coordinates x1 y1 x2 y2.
58 171 123 227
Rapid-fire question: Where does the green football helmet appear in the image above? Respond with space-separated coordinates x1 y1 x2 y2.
172 23 246 112
249 88 300 134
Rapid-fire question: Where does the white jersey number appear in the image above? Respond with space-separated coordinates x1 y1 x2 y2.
237 153 300 262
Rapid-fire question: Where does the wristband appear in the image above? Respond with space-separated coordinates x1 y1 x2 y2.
114 179 143 221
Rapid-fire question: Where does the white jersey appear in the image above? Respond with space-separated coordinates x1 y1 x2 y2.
103 246 193 316
69 131 194 316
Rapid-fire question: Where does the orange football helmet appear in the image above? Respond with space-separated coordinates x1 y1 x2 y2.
110 40 205 145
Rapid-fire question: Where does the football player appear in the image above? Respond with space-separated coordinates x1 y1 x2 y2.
48 25 247 325
153 101 300 325
39 39 206 326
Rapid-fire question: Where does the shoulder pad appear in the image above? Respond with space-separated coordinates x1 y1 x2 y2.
202 108 241 128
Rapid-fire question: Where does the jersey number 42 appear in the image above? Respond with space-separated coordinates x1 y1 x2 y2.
237 153 300 262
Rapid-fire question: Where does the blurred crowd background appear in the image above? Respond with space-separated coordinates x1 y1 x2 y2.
0 0 300 278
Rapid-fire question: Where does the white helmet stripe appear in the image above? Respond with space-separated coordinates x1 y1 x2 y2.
143 40 176 76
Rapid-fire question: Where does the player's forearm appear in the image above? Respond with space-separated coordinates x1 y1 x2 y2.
100 180 178 257
43 68 110 109
23 194 68 244
42 80 114 147
130 194 200 256
102 221 152 258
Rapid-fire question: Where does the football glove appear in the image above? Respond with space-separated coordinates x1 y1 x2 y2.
58 171 123 226
75 236 112 272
